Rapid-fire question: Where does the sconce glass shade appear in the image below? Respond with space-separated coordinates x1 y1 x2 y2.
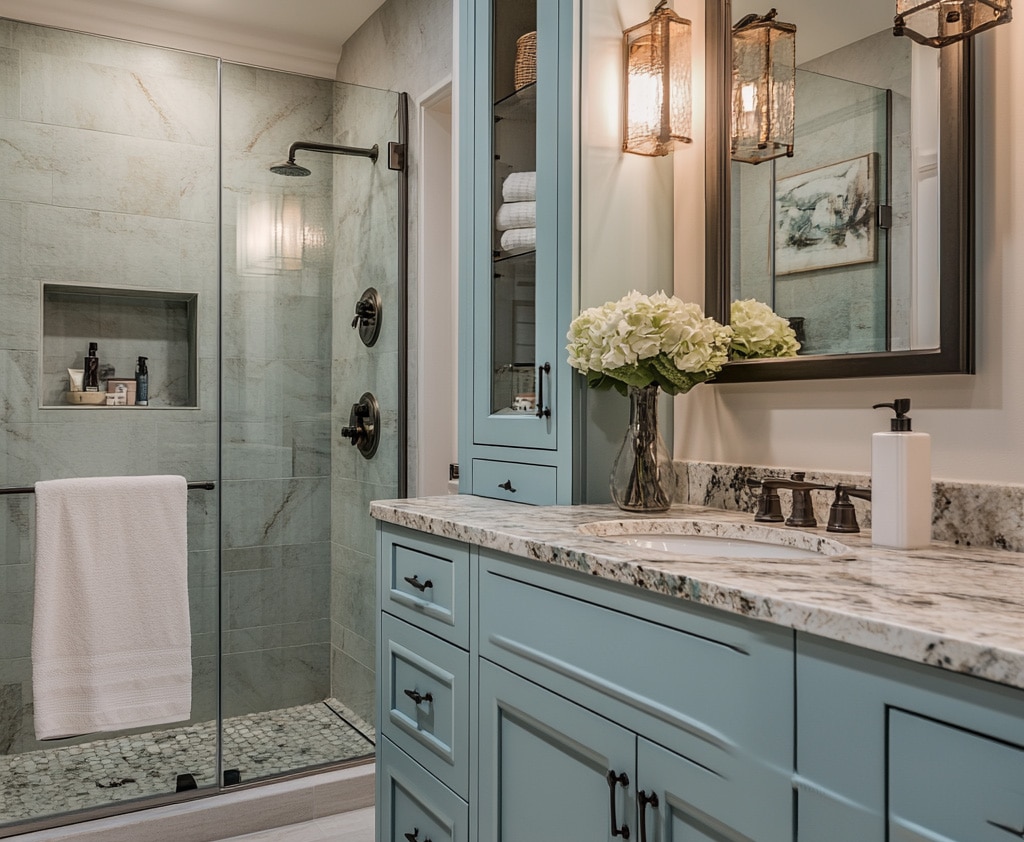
894 0 1011 47
622 1 692 157
731 10 797 165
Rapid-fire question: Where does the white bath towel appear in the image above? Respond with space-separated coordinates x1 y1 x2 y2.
500 227 536 253
502 171 537 202
32 475 192 740
495 201 537 231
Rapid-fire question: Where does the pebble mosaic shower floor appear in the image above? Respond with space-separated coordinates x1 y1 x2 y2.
0 699 375 827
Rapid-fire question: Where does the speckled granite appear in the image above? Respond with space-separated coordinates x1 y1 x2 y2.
370 495 1024 691
677 459 1024 553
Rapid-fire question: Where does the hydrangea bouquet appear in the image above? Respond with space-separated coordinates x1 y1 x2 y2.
566 291 798 511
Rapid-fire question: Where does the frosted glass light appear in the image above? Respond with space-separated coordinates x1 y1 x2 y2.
894 0 1012 47
731 9 796 165
623 1 692 157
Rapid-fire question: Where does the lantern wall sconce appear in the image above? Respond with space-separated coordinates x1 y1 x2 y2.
622 0 692 157
731 8 797 165
894 0 1012 47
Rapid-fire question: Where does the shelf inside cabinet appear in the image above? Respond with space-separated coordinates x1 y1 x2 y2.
41 283 199 409
494 83 536 124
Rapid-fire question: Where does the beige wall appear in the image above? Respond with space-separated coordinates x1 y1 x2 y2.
673 23 1022 485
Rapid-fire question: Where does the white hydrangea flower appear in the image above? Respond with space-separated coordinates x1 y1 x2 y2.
729 298 801 359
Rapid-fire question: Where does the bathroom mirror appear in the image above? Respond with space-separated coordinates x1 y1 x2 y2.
704 0 974 381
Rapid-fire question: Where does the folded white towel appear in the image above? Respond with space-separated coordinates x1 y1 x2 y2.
495 201 537 231
32 475 192 740
502 171 537 202
500 227 536 253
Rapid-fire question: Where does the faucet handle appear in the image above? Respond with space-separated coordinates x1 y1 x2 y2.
827 484 872 533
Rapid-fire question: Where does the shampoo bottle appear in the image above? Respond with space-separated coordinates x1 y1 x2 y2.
135 356 149 406
871 398 931 549
83 342 100 391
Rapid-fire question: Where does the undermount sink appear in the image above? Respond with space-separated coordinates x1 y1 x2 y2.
577 519 852 560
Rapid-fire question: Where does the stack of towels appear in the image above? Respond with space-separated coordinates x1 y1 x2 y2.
496 171 536 253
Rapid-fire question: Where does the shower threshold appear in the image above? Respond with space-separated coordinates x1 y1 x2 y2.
0 698 375 827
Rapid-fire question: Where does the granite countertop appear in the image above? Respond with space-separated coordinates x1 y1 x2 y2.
370 495 1024 691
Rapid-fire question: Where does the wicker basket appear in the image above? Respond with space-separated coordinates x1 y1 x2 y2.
514 31 537 90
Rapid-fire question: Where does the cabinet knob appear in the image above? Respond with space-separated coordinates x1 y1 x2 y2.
606 770 631 838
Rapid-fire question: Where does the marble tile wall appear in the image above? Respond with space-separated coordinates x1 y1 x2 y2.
329 82 400 726
219 61 337 720
678 459 1024 553
0 21 221 757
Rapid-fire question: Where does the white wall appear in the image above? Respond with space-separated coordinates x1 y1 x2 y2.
673 23 1023 485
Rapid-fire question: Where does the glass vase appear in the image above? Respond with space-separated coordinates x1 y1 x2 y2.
610 384 676 513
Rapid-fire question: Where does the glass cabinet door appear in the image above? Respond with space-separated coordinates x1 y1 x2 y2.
471 0 566 451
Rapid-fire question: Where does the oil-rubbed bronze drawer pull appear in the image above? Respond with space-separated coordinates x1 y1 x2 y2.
607 770 630 838
498 479 516 493
403 688 433 706
404 828 432 842
403 574 433 592
987 819 1024 838
638 790 659 842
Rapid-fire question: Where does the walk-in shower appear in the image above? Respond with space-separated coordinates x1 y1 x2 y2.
270 141 380 176
0 17 407 837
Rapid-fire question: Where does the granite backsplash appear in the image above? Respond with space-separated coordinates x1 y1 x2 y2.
676 460 1024 554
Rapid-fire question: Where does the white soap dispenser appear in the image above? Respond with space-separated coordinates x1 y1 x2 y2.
871 398 932 549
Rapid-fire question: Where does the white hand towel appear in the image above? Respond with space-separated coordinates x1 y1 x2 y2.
495 201 537 231
500 227 536 253
502 171 537 202
32 475 192 740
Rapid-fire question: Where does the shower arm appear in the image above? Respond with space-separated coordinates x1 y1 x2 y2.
286 140 378 164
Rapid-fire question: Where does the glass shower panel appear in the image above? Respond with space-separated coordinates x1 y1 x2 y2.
0 20 220 829
219 66 396 783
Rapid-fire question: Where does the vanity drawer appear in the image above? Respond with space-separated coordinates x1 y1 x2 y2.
889 709 1024 841
381 613 470 800
477 551 793 777
471 459 556 505
380 523 469 648
379 737 468 842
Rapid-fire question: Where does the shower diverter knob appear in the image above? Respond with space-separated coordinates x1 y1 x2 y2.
341 392 380 459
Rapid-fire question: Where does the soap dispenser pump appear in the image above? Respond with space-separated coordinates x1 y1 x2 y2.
871 398 931 549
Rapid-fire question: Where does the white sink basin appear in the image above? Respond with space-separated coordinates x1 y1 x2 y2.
577 519 852 560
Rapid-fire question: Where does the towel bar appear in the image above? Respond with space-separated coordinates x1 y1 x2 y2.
0 480 216 495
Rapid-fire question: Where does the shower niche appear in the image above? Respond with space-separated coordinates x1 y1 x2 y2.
41 283 199 409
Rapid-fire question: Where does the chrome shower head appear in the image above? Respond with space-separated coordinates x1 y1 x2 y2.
269 159 311 177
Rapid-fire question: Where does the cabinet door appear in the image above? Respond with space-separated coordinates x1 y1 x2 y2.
462 0 574 455
478 659 636 841
379 737 469 842
637 738 769 842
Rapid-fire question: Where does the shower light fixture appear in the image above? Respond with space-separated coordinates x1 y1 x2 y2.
894 0 1012 47
731 8 797 165
622 0 692 157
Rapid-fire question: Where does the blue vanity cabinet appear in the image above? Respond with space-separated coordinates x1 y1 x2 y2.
457 0 581 505
376 524 473 842
476 550 795 842
795 633 1024 842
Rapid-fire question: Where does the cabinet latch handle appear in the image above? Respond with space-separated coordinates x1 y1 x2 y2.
536 362 552 418
607 770 630 838
403 688 433 706
638 789 659 842
403 574 433 592
498 479 517 493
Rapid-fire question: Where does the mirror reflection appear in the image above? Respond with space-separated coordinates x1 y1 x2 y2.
729 0 943 359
